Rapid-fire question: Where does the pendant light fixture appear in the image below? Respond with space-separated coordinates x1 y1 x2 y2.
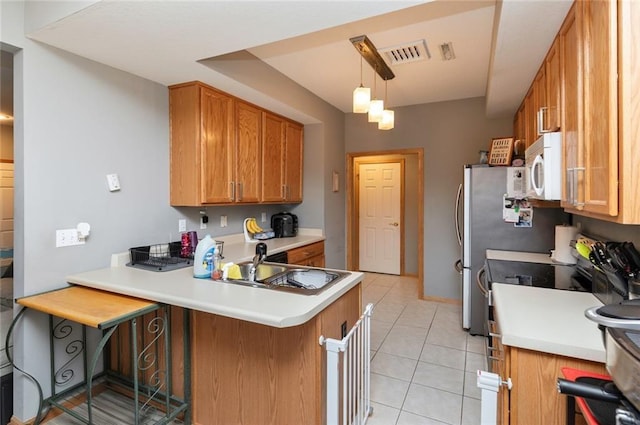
368 67 384 123
349 35 396 128
378 79 394 130
352 56 370 113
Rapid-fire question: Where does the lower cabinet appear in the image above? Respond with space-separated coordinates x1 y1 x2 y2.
490 317 606 424
191 284 361 425
288 241 325 267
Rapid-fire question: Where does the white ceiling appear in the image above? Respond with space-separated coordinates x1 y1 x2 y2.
6 0 573 123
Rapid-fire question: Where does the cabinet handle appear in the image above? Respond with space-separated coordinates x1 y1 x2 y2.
537 107 545 135
566 168 574 205
237 182 243 201
476 267 489 298
572 167 585 208
230 182 235 201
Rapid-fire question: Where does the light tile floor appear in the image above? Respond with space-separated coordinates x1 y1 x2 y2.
362 272 487 425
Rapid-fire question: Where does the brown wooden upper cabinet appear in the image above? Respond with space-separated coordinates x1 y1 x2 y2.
561 0 619 218
262 113 304 203
544 37 562 133
169 81 303 206
518 0 640 224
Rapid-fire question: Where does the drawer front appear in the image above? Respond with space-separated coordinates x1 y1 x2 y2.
297 254 325 268
287 241 324 264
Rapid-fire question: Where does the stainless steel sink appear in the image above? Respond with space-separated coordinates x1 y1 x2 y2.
221 262 350 295
234 262 288 282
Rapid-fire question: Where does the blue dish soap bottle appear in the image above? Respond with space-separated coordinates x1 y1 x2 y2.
193 234 215 278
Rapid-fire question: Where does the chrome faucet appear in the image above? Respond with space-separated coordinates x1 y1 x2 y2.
249 243 267 281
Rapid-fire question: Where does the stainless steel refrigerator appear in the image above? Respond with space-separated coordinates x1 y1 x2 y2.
455 165 568 335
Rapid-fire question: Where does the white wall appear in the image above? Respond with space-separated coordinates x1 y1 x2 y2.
346 97 513 300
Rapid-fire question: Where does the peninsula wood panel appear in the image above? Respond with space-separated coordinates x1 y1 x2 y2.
192 313 318 425
191 283 361 425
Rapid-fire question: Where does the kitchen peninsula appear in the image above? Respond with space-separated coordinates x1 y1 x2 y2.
66 233 364 424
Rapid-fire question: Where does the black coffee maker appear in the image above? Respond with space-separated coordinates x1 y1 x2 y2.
271 212 298 238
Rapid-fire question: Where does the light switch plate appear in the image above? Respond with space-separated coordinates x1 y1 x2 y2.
178 219 187 232
56 229 85 247
106 174 121 192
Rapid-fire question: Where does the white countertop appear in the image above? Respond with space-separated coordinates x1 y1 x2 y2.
67 233 364 328
492 283 605 363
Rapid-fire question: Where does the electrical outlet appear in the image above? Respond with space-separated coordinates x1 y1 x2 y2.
56 229 85 247
178 219 187 232
200 216 207 230
261 212 267 223
220 215 227 227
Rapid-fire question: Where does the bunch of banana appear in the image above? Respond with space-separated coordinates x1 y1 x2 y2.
246 217 264 234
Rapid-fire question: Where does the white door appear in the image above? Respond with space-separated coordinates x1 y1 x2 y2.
358 162 401 274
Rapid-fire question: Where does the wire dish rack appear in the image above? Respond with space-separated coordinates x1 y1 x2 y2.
128 242 192 272
268 269 340 290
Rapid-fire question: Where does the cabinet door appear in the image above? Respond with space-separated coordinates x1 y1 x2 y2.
523 88 535 149
533 65 546 136
285 122 303 203
235 101 261 203
201 87 235 204
581 0 618 216
545 37 561 132
560 4 582 209
262 113 286 202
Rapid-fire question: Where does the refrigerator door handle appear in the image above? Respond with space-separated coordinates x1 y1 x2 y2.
476 266 489 298
455 183 463 246
454 259 463 274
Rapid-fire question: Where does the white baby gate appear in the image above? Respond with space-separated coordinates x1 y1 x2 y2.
320 303 374 425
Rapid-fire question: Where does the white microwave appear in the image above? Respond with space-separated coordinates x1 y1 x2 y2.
525 132 562 200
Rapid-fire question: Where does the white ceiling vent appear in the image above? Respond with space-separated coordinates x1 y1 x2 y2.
379 39 430 66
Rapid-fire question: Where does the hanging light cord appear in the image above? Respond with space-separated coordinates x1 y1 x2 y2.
359 56 364 87
384 79 388 105
372 66 378 99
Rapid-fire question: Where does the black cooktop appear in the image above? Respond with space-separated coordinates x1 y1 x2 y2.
485 259 588 292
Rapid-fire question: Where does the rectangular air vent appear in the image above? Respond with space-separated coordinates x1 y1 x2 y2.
379 39 431 66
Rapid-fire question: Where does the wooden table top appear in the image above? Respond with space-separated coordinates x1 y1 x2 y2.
17 285 160 329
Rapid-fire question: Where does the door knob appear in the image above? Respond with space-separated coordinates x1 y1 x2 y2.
389 222 399 227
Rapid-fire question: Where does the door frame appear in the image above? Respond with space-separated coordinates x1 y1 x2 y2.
346 148 424 297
